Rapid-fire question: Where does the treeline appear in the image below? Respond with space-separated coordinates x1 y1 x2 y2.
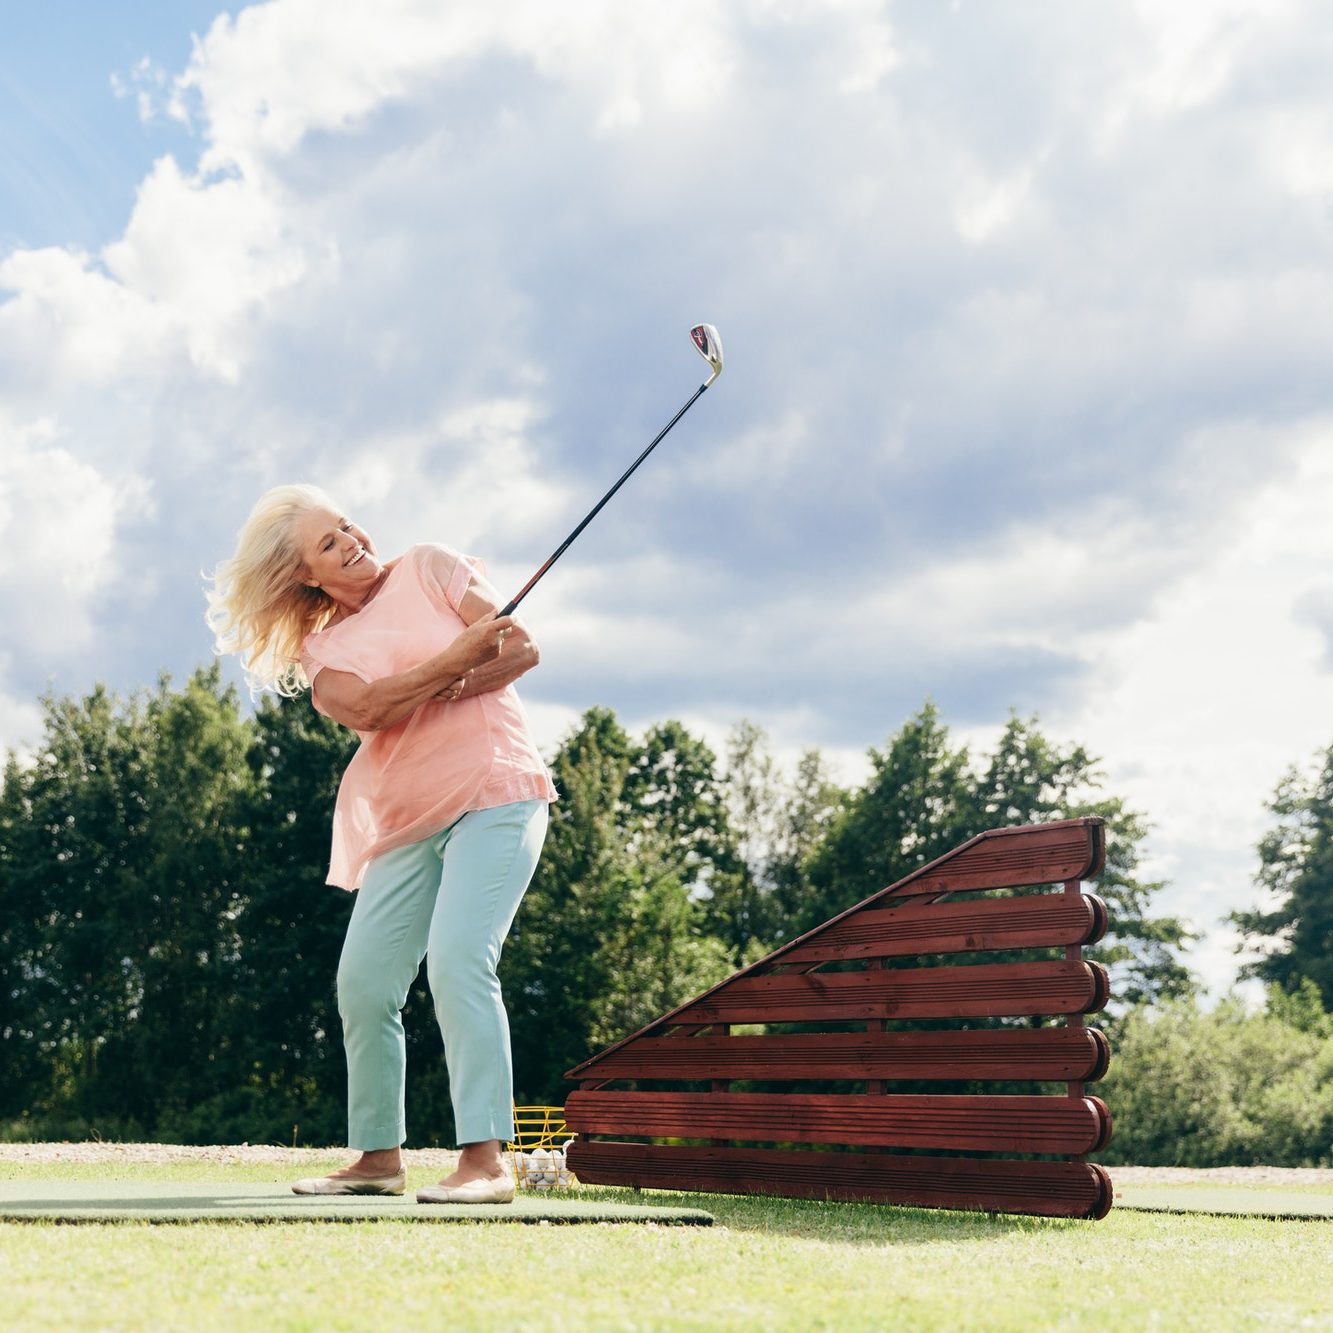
1100 983 1333 1166
0 667 1328 1164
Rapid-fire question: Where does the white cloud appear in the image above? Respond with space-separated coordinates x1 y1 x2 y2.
1062 421 1333 987
110 55 172 126
0 416 152 658
104 155 318 379
0 688 43 760
0 155 318 388
4 0 1333 999
0 247 175 387
954 162 1038 245
323 393 574 562
169 1 742 172
1124 0 1300 116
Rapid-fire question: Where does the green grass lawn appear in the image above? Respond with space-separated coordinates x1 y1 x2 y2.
2 1160 1330 1331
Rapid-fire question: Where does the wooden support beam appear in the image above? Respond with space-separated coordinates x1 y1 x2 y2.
778 892 1107 964
566 1142 1114 1221
565 1090 1112 1154
673 960 1110 1025
564 1026 1110 1084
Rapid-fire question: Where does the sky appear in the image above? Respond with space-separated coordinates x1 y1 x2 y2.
3 1 1332 998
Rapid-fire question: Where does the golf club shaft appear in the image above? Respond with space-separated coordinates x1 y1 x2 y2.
498 381 710 617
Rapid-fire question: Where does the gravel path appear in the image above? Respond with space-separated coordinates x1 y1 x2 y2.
0 1145 1329 1186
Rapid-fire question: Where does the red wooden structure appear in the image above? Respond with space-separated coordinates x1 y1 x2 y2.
563 817 1114 1219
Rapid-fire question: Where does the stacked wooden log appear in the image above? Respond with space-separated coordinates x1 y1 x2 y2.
563 818 1114 1219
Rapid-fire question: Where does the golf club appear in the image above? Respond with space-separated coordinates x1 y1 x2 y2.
497 323 724 617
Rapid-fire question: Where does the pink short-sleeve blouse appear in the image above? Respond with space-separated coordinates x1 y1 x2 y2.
299 543 556 890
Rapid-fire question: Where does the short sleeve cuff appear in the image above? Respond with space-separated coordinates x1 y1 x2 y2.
416 543 486 614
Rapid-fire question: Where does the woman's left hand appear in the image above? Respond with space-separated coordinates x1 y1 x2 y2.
435 622 540 702
437 672 471 702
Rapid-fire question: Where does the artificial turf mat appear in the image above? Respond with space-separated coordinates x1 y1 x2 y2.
1113 1184 1333 1220
0 1181 714 1226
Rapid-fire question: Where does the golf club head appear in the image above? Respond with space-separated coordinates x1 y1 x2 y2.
691 323 724 387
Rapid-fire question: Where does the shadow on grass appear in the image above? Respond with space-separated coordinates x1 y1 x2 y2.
565 1183 1084 1245
0 1174 1098 1241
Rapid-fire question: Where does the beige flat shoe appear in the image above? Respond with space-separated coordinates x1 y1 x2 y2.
291 1169 407 1196
416 1174 516 1205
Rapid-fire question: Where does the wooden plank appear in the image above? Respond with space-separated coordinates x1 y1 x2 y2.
880 821 1104 900
565 819 1106 1080
778 893 1108 964
565 1090 1111 1154
866 960 886 1094
565 1026 1110 1084
674 961 1109 1024
566 1142 1114 1220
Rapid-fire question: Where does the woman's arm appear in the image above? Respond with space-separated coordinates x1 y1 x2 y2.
312 612 515 732
437 624 539 702
438 569 542 701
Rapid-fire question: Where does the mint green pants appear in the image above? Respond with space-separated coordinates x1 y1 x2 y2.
336 799 548 1150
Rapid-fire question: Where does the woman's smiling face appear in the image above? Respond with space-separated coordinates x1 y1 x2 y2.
296 505 384 604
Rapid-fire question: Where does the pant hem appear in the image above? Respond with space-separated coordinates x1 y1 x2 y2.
348 1126 406 1151
455 1120 516 1145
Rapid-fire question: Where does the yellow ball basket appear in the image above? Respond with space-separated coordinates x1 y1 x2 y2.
506 1105 577 1191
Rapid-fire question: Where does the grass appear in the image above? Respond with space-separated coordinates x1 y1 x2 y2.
2 1160 1331 1331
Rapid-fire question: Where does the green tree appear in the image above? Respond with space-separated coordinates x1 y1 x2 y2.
0 669 258 1136
1232 748 1333 1008
504 706 633 1102
617 720 747 1022
974 714 1193 1007
800 703 974 935
0 751 40 1124
2 684 149 1129
582 827 733 1051
719 720 845 957
1099 988 1333 1166
124 669 259 1129
504 708 732 1104
192 693 356 1145
623 720 738 876
800 705 1191 1006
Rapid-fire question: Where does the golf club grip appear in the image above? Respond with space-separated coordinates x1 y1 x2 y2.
498 381 709 617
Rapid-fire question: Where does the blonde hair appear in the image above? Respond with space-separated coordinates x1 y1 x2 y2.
205 483 341 696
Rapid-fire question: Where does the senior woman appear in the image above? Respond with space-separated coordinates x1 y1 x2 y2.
207 483 555 1204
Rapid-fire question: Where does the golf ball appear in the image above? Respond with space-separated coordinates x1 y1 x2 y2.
529 1147 554 1187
